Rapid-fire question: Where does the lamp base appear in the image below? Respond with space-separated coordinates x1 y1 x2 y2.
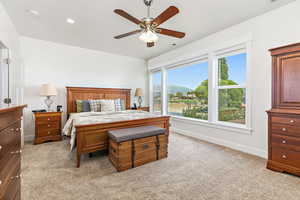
138 96 143 108
44 96 54 112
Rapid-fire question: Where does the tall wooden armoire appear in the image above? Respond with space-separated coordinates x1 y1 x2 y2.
267 43 300 176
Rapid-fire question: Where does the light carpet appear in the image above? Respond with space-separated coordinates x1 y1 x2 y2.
22 133 300 200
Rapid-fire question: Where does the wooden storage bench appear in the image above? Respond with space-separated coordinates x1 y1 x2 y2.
108 126 168 172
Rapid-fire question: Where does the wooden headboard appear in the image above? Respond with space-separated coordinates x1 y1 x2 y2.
66 87 131 116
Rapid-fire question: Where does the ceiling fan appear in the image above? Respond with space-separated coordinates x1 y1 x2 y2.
114 0 186 47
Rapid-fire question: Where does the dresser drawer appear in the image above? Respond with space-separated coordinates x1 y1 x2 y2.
37 129 60 137
271 124 300 137
0 155 20 199
272 134 300 152
272 116 300 127
0 122 21 160
272 147 300 169
0 110 22 131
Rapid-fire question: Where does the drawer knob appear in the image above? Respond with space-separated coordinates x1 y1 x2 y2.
48 131 51 135
281 128 287 131
10 175 21 180
48 118 50 121
0 180 1 185
282 140 287 144
48 125 51 127
10 150 22 154
290 120 295 123
0 145 2 151
282 155 287 159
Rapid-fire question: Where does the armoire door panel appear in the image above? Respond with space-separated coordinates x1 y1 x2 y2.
281 55 300 103
274 51 300 108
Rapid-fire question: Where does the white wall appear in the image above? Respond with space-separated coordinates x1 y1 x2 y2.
148 1 300 158
21 37 148 141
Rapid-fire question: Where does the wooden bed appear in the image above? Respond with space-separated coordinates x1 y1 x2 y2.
66 87 170 168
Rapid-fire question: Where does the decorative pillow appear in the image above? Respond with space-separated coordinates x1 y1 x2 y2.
120 99 126 110
76 100 83 113
82 100 91 112
114 99 122 111
89 100 101 112
100 99 116 112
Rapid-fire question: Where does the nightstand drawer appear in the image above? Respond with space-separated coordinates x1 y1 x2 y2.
37 129 60 137
36 116 60 125
36 122 60 130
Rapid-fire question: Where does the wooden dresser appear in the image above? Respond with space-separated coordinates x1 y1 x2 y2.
267 43 300 176
34 112 62 145
0 105 26 200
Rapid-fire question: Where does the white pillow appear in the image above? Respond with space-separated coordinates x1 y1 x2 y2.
100 100 116 112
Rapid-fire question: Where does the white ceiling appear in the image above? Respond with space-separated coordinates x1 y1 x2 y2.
0 0 295 60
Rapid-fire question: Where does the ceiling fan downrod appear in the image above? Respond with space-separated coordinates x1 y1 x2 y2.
144 0 153 18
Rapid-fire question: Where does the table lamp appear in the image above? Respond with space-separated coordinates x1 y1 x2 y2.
40 83 57 111
135 88 143 108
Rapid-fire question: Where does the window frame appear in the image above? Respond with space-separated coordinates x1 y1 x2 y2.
165 57 209 121
214 48 248 128
149 69 163 114
149 40 252 134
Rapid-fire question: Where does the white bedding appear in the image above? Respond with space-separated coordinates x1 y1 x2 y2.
62 110 161 150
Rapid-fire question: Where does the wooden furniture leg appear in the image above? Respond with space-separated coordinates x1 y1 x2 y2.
77 154 81 168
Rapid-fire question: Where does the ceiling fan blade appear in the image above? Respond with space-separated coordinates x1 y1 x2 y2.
156 28 185 38
114 30 142 39
147 42 155 47
114 9 141 25
152 6 179 27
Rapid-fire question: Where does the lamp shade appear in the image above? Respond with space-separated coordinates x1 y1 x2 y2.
135 88 143 97
40 83 57 96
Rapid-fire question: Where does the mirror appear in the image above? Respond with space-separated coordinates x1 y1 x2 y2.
0 41 11 107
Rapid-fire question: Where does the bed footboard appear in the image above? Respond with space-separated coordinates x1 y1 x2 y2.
75 116 170 168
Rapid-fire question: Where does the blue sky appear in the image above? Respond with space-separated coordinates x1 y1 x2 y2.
165 53 246 89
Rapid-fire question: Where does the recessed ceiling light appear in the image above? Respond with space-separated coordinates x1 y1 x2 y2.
26 9 39 16
66 18 75 24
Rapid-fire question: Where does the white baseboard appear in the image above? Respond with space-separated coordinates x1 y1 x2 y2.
171 127 267 159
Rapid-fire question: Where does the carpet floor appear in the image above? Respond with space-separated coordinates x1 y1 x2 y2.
22 133 300 200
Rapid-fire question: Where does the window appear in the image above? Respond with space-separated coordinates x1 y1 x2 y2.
217 52 247 125
167 61 208 120
152 71 162 113
149 42 250 131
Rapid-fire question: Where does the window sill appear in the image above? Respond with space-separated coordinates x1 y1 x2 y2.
170 115 253 135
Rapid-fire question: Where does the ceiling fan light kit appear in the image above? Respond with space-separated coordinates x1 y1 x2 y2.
114 0 185 48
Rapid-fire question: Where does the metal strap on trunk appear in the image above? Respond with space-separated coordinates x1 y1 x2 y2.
156 135 160 160
131 140 135 168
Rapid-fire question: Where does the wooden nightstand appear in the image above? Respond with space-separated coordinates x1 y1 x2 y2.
136 107 150 112
34 112 62 144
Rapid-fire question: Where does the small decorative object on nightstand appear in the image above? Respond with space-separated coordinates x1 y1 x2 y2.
135 88 143 108
40 83 57 111
137 107 150 112
34 112 62 144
